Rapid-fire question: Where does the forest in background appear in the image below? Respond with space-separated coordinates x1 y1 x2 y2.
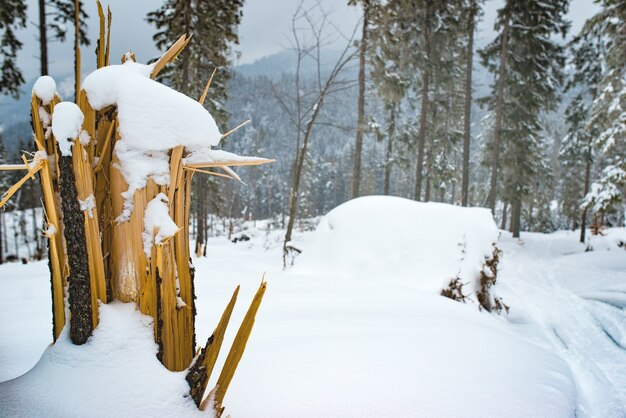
0 0 624 263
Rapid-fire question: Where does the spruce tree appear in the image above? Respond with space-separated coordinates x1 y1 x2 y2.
461 0 480 206
371 0 467 201
349 0 372 198
368 2 409 196
560 20 603 240
148 0 244 255
0 0 27 98
479 0 569 237
579 0 626 225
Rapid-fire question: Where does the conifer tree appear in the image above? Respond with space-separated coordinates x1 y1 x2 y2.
0 0 27 98
148 0 244 255
479 0 569 237
461 0 479 206
579 0 626 226
349 0 372 198
560 20 603 240
371 0 469 201
368 2 409 196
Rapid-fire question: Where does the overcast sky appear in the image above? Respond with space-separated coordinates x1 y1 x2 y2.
15 0 599 85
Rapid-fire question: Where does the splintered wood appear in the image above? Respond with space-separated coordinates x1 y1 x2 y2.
0 1 272 412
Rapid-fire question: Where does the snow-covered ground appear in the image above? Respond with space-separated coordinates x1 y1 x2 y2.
0 199 625 417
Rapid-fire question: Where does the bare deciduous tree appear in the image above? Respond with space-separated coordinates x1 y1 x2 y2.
272 1 358 267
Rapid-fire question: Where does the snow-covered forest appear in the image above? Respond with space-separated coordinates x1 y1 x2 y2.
0 0 624 417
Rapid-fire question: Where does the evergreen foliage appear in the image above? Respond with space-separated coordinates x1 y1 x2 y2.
0 0 27 98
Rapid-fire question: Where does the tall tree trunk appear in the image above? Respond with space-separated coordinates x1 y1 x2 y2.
580 156 591 243
383 104 396 195
32 207 41 259
74 0 81 103
195 178 206 257
414 4 431 201
500 201 508 230
352 0 369 198
38 0 48 76
511 198 521 238
180 0 192 94
487 7 510 212
0 211 3 264
58 151 93 345
461 2 476 207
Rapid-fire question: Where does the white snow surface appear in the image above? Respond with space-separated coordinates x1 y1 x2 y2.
143 193 179 257
82 61 222 221
1 202 625 416
32 76 57 105
292 196 499 298
0 302 208 417
183 149 269 165
51 102 84 156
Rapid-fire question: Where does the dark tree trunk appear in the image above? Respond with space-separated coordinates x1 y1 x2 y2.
487 7 510 212
580 156 591 243
511 198 521 238
0 211 3 264
180 0 192 94
383 104 396 195
500 201 508 230
352 0 369 198
195 177 206 257
461 2 476 207
414 2 431 201
58 151 93 345
38 0 48 76
73 0 80 103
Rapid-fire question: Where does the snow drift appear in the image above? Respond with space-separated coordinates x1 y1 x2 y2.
292 196 500 306
0 302 207 417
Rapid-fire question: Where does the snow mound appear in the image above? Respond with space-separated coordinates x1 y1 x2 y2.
51 102 84 156
0 302 208 417
143 193 179 257
82 61 223 221
82 61 221 152
32 75 57 105
292 196 499 297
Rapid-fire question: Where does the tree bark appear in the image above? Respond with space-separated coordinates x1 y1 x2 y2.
38 0 48 76
180 0 192 94
414 2 431 201
487 6 510 212
500 201 508 230
74 0 80 103
0 211 3 264
195 177 206 257
351 0 369 198
461 2 476 207
511 198 521 238
383 104 396 195
58 151 93 345
580 156 591 243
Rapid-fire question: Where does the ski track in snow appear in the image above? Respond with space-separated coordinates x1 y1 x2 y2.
498 234 626 418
